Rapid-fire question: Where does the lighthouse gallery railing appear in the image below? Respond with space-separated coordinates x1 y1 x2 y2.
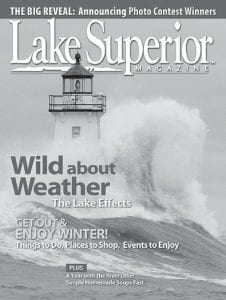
49 94 106 112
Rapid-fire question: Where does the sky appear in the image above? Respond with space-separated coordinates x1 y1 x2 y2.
0 18 226 230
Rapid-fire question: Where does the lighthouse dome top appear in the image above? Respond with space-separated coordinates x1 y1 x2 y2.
62 53 94 78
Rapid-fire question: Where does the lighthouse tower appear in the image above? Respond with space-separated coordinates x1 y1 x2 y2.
49 54 106 144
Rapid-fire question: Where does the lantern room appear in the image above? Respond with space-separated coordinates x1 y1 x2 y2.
49 53 106 143
62 53 93 94
49 53 106 113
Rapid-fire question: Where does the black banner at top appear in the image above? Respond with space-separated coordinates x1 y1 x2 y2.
2 0 226 19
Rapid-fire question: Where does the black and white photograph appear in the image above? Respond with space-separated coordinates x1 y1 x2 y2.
0 1 226 299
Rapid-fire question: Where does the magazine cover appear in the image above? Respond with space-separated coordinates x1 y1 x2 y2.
1 1 226 299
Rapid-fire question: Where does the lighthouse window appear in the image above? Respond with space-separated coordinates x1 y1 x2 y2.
72 126 81 138
83 78 92 93
64 78 70 93
74 80 81 93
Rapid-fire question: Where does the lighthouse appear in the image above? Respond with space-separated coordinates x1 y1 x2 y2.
49 53 106 145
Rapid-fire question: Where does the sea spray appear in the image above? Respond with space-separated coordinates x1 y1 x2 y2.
101 99 217 235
